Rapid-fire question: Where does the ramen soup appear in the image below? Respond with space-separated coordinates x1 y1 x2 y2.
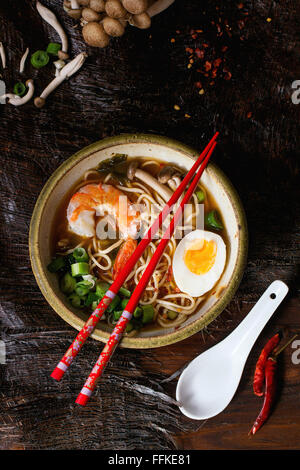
48 155 228 336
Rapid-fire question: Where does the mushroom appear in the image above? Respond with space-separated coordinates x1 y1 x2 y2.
34 52 87 108
19 47 29 73
82 7 102 22
82 22 110 47
130 12 151 28
158 165 180 184
127 163 172 202
147 0 175 17
0 42 6 69
36 1 69 59
102 16 125 36
1 79 34 106
105 0 127 18
90 0 106 12
122 0 148 14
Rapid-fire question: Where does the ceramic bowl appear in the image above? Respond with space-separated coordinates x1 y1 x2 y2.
29 134 248 348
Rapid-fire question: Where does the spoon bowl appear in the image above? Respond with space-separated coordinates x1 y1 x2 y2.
176 280 289 420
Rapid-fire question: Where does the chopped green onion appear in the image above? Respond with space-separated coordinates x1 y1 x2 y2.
91 300 99 311
46 42 61 56
85 292 100 307
60 272 76 294
107 295 121 313
95 281 110 298
196 189 205 203
47 256 66 273
205 210 224 231
31 50 49 69
119 286 131 297
125 321 134 333
68 293 82 308
73 247 89 262
141 304 155 324
75 284 90 297
133 306 142 318
121 298 129 310
13 82 26 97
71 262 89 277
167 310 178 320
113 310 123 321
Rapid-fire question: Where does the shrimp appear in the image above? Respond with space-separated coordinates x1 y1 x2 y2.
67 183 140 239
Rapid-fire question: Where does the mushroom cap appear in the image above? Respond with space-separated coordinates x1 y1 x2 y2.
25 79 34 87
122 0 148 15
102 16 125 37
34 97 46 108
82 22 110 47
82 7 102 22
158 165 179 184
105 0 127 18
131 12 151 28
90 0 106 12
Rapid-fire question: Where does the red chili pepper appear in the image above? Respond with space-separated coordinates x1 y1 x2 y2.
250 357 277 435
253 331 281 397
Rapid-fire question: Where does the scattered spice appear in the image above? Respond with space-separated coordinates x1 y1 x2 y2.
266 17 272 23
173 104 180 111
170 38 175 43
183 3 249 92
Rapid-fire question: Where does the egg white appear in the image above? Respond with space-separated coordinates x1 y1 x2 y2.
172 230 226 297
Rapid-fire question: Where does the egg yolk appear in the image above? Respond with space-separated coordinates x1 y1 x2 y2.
184 239 217 275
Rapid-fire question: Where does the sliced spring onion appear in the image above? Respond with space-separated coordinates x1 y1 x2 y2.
205 210 224 231
91 300 99 311
75 284 90 297
119 286 131 298
85 292 100 307
141 304 155 324
167 310 178 320
46 42 61 56
60 272 76 294
107 295 121 313
95 281 110 298
31 50 49 68
68 293 82 308
47 256 66 273
71 262 89 277
125 321 134 333
121 298 129 310
13 82 26 97
133 306 142 318
113 310 123 321
196 189 205 203
73 247 89 262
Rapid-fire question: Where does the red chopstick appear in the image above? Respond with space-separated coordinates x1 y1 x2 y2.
51 132 218 381
76 140 217 406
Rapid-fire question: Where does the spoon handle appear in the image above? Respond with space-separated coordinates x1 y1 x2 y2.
228 280 289 357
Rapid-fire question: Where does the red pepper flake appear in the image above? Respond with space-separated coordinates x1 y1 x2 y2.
213 58 222 67
247 111 252 119
195 81 202 88
204 61 212 71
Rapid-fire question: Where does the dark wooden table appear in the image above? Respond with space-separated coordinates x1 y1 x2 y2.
0 0 300 450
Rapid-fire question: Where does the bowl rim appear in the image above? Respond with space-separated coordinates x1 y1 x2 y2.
29 133 248 349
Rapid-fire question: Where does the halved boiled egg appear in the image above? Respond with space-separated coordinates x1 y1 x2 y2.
172 230 226 297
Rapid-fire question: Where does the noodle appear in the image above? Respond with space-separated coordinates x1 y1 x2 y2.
55 159 214 331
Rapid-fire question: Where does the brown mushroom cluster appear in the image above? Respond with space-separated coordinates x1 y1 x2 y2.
63 0 153 47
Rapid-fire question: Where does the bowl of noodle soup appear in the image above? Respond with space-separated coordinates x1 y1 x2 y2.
29 134 248 348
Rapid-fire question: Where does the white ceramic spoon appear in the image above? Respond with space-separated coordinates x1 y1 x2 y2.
176 280 289 420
